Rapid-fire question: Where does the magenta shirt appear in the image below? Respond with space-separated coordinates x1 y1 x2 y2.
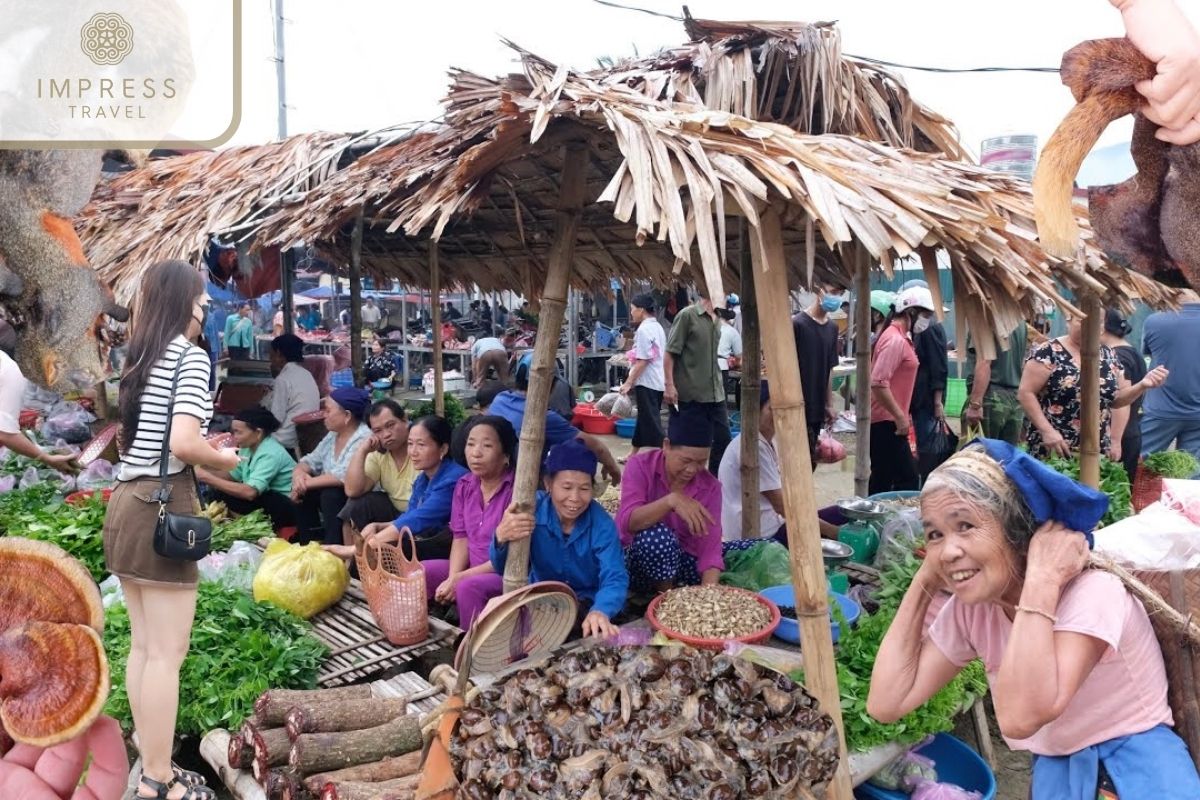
450 470 515 568
616 449 724 574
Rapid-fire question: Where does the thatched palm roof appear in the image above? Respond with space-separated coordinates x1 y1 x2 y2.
253 37 1174 340
79 131 354 304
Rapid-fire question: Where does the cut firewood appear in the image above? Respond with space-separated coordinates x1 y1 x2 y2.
255 686 372 727
289 714 422 776
286 697 408 738
228 727 252 770
303 752 423 794
266 769 303 800
249 724 292 786
319 775 418 800
198 728 267 800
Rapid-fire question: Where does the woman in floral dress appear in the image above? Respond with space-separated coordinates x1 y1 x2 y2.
1017 317 1166 461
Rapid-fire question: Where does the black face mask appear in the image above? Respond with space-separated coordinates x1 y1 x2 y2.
194 305 208 331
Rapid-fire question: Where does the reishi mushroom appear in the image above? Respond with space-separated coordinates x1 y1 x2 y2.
0 537 109 747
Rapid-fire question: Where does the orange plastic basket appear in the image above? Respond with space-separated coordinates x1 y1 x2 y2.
646 586 781 650
355 530 429 646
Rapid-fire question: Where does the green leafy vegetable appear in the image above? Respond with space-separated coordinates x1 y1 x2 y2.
212 509 275 551
409 392 467 428
2 492 108 580
1143 451 1200 480
1045 455 1131 527
0 483 60 533
103 582 327 735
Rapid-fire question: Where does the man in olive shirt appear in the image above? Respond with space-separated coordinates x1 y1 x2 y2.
963 325 1028 445
664 290 730 473
338 399 417 545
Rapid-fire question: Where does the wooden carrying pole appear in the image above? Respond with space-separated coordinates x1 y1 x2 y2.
430 242 444 418
1079 292 1102 488
738 220 762 540
349 212 365 386
503 141 588 594
854 244 872 497
750 208 853 799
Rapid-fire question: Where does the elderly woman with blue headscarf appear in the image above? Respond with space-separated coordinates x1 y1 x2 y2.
492 438 629 638
868 439 1200 799
291 387 372 544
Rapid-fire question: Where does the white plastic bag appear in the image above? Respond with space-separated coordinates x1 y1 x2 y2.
199 541 264 592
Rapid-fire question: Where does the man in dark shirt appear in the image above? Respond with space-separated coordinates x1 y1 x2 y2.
964 324 1028 446
904 281 949 481
791 281 845 466
664 289 730 474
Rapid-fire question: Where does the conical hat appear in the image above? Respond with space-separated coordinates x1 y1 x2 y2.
454 581 577 675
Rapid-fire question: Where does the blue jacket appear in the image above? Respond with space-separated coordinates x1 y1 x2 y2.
1031 723 1200 799
489 390 578 451
393 458 468 535
490 492 628 619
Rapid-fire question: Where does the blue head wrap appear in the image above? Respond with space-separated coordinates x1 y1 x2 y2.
970 438 1109 547
544 438 597 477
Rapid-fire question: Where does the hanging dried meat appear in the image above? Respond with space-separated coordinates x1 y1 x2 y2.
0 538 109 748
449 644 840 799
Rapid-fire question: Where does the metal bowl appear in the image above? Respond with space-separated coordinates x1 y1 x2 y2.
821 539 854 568
835 497 890 522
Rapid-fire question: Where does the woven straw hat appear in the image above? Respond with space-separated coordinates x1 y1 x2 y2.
455 581 578 675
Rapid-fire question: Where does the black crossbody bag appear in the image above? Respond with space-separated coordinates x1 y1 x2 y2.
151 350 213 561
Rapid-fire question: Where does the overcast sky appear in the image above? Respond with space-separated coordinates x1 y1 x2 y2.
227 0 1200 169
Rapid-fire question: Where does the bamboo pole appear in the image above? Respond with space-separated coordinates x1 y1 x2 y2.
430 242 444 418
738 220 761 540
400 294 409 388
750 208 852 799
503 141 589 594
281 248 295 336
349 212 364 386
854 244 872 497
1079 291 1102 488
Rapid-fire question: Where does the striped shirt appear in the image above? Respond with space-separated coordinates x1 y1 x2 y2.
117 337 213 481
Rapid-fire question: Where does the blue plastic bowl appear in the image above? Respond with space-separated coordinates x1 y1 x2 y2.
854 733 996 800
614 418 636 438
758 586 859 644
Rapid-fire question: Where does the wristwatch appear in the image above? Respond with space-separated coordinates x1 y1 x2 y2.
967 400 983 410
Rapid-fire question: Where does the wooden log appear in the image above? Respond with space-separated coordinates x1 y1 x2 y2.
228 728 252 771
198 728 267 800
350 211 365 387
249 725 292 786
430 241 444 418
738 219 762 541
1079 290 1102 488
281 778 311 800
285 697 408 738
853 242 872 497
750 208 852 799
255 686 372 727
303 752 422 794
503 140 588 594
267 769 303 800
319 775 418 800
289 714 423 776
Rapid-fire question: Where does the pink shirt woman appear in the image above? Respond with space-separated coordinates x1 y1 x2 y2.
423 416 516 628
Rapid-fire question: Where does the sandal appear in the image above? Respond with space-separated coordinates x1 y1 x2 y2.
173 764 207 788
137 772 216 800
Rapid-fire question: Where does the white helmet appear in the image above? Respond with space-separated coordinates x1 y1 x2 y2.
895 286 935 313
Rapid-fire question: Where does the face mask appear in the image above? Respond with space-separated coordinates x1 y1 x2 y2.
194 304 208 331
820 295 843 313
913 314 932 334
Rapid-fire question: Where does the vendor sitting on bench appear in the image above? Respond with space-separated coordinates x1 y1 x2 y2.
337 399 417 547
492 438 627 638
616 407 757 592
868 440 1200 799
195 407 297 530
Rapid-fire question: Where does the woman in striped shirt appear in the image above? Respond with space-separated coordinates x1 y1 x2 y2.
102 260 239 800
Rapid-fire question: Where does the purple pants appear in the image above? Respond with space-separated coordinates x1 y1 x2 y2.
423 560 503 629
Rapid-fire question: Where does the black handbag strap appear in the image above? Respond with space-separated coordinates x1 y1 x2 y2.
151 346 189 504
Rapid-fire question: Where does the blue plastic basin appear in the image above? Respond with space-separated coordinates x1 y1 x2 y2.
854 733 997 800
614 418 636 438
758 586 859 644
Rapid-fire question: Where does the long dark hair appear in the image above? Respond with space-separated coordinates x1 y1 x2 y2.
234 406 282 436
118 260 204 452
451 415 517 467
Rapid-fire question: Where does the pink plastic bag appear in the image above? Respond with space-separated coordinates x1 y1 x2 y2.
1161 479 1200 526
909 780 982 800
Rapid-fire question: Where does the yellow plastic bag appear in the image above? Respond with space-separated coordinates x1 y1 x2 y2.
252 539 349 618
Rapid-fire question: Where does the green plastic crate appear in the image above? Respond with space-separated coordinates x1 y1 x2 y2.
944 377 967 417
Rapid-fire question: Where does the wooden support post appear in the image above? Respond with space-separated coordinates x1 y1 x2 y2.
281 248 295 336
738 220 762 540
349 212 364 386
750 208 853 799
854 244 872 497
503 141 589 594
430 242 444 418
1079 291 1102 488
400 294 409 388
567 288 579 388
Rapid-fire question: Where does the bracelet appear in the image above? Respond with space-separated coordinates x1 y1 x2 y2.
1015 605 1058 624
967 401 983 410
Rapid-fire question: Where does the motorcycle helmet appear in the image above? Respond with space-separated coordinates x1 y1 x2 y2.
895 286 936 313
869 290 896 317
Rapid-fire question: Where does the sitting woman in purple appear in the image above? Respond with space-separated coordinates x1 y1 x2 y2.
423 415 516 628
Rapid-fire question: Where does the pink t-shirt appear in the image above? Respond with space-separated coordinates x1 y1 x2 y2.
870 325 918 424
930 570 1172 756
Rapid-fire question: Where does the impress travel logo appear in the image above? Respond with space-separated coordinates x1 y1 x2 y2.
0 0 241 148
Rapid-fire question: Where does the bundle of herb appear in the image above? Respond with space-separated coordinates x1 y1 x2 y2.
2 491 107 580
211 509 275 551
1046 455 1131 526
1143 451 1200 480
103 582 327 735
0 483 60 533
